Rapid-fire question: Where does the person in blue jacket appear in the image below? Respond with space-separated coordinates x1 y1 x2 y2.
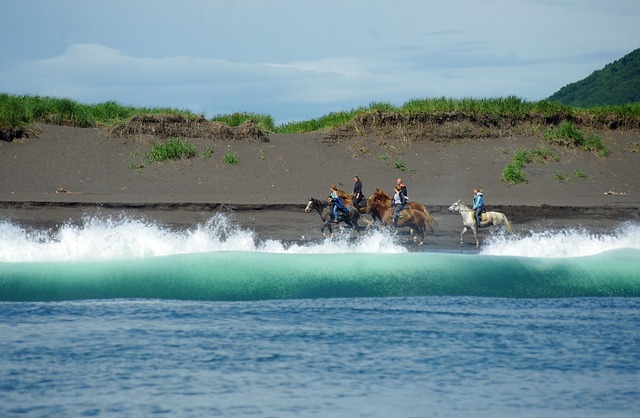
472 187 485 227
329 184 348 221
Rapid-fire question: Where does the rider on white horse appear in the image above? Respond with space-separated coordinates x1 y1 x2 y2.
472 187 485 227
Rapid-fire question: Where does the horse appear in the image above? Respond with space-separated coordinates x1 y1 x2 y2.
447 199 512 247
366 198 430 245
367 188 436 232
304 197 361 236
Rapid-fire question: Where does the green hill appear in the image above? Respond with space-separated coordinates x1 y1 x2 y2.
547 48 640 107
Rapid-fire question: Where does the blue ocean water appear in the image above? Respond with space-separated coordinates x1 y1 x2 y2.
1 215 639 417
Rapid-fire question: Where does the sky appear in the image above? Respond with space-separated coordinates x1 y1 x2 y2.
1 0 639 124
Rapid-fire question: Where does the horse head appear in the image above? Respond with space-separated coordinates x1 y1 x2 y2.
369 188 390 203
305 197 323 213
448 199 463 213
366 198 388 220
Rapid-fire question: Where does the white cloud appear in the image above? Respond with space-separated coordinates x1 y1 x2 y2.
1 0 639 123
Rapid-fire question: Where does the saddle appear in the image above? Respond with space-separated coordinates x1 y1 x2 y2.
475 210 488 226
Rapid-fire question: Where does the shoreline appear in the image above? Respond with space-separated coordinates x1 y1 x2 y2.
2 201 637 253
2 200 638 219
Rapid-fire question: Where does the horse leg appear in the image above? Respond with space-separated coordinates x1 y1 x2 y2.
322 220 333 236
408 224 423 245
472 227 479 247
353 217 361 232
460 226 468 245
352 219 361 237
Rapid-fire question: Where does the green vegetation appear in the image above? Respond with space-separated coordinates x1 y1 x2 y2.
554 171 568 183
201 147 214 159
211 112 275 132
544 122 609 158
501 147 559 184
500 121 606 185
128 138 196 169
276 110 358 133
547 48 640 107
555 169 587 183
394 159 406 171
0 93 193 130
146 138 196 162
222 153 239 165
2 93 640 136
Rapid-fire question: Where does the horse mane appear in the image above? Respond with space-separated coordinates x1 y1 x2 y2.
310 197 328 207
370 188 391 202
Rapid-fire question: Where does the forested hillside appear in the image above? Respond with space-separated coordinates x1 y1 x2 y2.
547 48 640 107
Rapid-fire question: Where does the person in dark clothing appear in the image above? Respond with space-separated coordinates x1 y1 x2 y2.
351 176 364 209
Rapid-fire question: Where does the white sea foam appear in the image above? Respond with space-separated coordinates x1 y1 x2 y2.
0 214 407 262
480 222 640 258
3 214 638 262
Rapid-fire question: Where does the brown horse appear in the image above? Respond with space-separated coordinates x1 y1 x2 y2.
367 198 431 245
367 188 436 232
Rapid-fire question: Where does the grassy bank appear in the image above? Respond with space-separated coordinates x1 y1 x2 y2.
2 93 640 138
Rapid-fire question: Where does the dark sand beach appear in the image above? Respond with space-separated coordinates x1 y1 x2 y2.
1 123 639 250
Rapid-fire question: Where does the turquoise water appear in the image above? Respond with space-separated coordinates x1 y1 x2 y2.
1 216 639 416
2 249 639 302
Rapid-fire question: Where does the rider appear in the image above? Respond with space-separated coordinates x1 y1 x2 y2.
396 178 408 202
472 187 485 227
329 184 348 221
351 176 364 209
392 184 409 226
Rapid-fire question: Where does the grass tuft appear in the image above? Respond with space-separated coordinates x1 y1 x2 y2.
394 159 407 171
222 153 239 165
501 147 559 184
146 138 196 162
555 169 587 182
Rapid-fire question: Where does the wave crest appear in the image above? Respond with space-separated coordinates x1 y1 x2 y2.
481 222 640 258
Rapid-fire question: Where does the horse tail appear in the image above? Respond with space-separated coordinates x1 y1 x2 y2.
421 207 437 233
502 214 513 234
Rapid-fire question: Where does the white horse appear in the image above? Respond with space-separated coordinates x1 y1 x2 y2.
448 200 512 247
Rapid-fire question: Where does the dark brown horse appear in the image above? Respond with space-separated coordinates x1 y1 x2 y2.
367 188 436 232
367 198 430 245
304 197 361 236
